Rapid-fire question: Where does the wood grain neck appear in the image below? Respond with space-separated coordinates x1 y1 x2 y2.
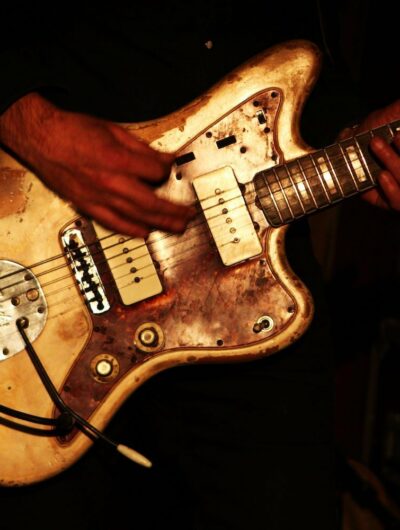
254 120 400 226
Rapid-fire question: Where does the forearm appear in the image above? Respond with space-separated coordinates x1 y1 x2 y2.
0 92 59 164
0 91 193 237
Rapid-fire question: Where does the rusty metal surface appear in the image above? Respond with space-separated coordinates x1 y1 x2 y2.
0 168 28 219
0 40 320 485
58 89 303 441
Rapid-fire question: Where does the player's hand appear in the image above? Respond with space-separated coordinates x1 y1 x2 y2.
0 92 195 237
340 99 400 211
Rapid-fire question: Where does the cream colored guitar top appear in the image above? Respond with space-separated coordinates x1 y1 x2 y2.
0 40 397 486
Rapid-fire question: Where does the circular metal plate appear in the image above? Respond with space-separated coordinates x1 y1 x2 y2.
0 260 48 361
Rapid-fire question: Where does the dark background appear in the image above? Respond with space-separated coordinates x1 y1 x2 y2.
306 0 400 515
0 1 399 527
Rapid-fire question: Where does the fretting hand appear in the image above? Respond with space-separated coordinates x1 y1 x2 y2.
340 99 400 211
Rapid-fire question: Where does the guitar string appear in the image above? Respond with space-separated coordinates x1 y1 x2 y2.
0 177 256 286
0 213 264 342
0 148 374 299
6 113 398 295
0 160 385 345
0 195 251 295
0 207 255 328
1 123 386 283
1 222 274 347
0 218 256 343
2 121 392 285
0 170 378 326
1 132 397 352
0 153 377 301
0 121 395 287
0 156 378 341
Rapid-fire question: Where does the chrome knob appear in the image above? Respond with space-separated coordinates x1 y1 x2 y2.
134 322 164 353
95 359 113 377
139 328 158 347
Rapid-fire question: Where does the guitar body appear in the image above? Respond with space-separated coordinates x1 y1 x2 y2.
0 40 318 485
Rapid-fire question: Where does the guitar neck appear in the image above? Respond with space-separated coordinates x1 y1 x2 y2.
254 120 400 227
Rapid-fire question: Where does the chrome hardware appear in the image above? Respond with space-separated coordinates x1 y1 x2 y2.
139 328 157 347
253 315 274 334
92 222 162 306
0 260 48 361
91 354 119 383
134 323 164 353
62 228 110 315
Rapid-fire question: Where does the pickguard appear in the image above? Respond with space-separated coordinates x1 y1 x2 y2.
57 88 298 439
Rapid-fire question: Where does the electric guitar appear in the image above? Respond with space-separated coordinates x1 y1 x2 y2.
0 40 398 486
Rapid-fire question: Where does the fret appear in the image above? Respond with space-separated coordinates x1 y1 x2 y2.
389 120 400 135
354 134 373 182
325 144 357 196
264 170 281 193
338 142 360 191
371 123 396 142
272 168 296 220
350 125 394 189
362 124 398 186
323 147 345 198
389 120 400 134
263 170 293 223
274 166 304 217
386 123 395 138
297 156 331 208
340 136 370 189
287 161 317 212
296 160 318 209
309 154 333 204
253 119 399 228
284 165 306 214
266 170 293 222
261 172 283 225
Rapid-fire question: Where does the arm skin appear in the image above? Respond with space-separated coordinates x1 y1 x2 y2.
341 99 400 210
0 92 195 238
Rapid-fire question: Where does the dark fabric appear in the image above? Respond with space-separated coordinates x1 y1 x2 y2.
0 3 351 528
1 4 348 122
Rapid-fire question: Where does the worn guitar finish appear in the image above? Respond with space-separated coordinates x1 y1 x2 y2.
1 40 395 486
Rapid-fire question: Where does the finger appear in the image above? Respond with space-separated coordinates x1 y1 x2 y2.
93 146 171 184
362 188 391 210
125 150 171 183
338 127 354 140
377 170 400 211
84 202 150 238
110 124 175 167
395 132 400 151
106 193 191 233
80 128 171 183
103 173 196 219
370 137 400 182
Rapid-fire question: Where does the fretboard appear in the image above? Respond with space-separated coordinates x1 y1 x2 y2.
254 120 400 227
